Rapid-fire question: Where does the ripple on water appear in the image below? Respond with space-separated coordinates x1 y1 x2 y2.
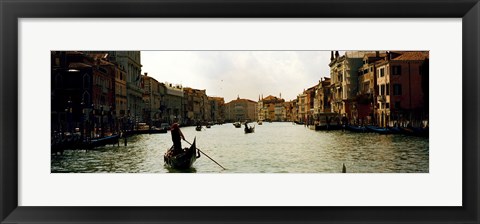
52 123 428 173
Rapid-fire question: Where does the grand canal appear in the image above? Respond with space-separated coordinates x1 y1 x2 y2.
51 122 429 173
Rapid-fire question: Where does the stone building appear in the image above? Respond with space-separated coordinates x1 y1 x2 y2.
257 95 286 122
329 51 374 121
374 51 429 127
296 93 308 123
142 73 163 127
314 77 332 116
160 82 184 124
51 51 117 138
87 51 144 124
183 87 207 125
351 52 387 125
224 96 257 122
208 96 225 124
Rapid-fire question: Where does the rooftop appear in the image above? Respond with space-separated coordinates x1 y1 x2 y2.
391 51 429 61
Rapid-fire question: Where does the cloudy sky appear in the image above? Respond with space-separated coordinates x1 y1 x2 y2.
141 51 336 103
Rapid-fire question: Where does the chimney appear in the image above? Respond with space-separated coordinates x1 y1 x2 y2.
144 72 148 76
330 51 334 61
375 51 379 58
335 51 340 58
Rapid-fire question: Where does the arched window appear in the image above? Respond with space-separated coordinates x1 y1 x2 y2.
55 73 62 89
83 73 90 89
82 91 91 106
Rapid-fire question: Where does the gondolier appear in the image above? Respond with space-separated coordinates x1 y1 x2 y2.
170 117 185 151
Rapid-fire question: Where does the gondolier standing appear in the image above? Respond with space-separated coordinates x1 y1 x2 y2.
171 117 185 151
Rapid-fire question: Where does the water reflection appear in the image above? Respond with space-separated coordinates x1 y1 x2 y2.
51 122 428 173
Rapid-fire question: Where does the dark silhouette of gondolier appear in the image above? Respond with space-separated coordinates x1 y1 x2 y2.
170 117 185 151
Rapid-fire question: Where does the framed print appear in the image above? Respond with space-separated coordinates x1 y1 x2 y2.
1 0 479 223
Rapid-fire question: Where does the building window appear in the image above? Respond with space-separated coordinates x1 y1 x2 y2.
55 73 63 88
380 85 385 95
392 65 402 75
395 101 401 109
393 84 402 95
379 68 385 77
386 83 390 95
386 103 390 109
82 91 90 106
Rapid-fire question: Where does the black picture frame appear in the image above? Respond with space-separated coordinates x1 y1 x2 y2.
1 0 479 223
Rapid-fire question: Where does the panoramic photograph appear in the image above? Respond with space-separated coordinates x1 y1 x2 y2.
51 50 429 173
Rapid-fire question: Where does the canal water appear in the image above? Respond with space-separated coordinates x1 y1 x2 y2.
51 122 429 173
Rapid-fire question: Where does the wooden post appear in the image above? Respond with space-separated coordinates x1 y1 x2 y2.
342 163 347 173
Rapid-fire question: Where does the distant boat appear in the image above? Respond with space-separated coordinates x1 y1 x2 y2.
233 122 241 128
164 138 200 169
315 124 342 131
294 121 304 125
366 125 391 134
400 126 429 137
344 125 368 133
195 126 202 131
313 112 342 131
257 120 263 125
84 134 120 149
388 126 403 134
244 125 255 133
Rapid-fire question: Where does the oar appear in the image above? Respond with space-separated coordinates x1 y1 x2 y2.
183 139 226 170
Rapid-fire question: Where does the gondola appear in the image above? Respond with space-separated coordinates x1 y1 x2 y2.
344 124 368 133
195 126 202 131
315 124 342 131
75 134 121 150
400 127 429 137
233 122 241 128
244 125 255 133
388 126 403 134
164 138 200 169
365 125 391 134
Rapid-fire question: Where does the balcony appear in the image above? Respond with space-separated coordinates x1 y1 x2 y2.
333 98 343 103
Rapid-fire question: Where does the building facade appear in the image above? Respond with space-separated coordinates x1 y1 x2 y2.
224 96 257 122
51 51 117 139
375 51 429 127
208 96 225 124
183 87 207 125
314 77 332 117
353 52 386 125
257 95 286 122
142 74 163 127
329 51 368 119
